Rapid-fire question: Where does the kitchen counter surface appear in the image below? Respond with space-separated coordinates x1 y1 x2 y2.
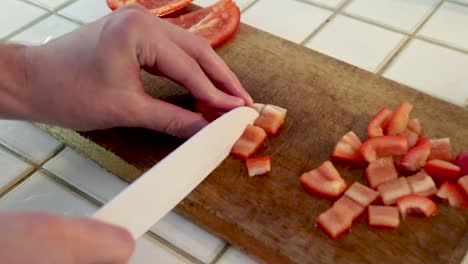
0 0 467 263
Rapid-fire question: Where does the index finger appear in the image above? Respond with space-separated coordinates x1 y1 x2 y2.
162 21 253 105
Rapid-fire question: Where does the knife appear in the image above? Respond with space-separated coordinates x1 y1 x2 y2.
93 106 259 239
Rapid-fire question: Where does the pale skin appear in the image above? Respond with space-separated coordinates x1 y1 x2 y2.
0 4 252 263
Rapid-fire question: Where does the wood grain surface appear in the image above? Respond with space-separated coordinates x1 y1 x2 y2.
40 23 468 264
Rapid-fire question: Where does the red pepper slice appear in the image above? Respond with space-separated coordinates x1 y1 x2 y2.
331 131 364 164
246 156 271 177
397 194 437 218
406 170 438 197
230 125 267 159
367 107 392 138
106 0 193 16
425 159 461 184
400 137 431 172
360 136 408 162
166 0 241 47
368 205 400 229
366 156 398 189
428 138 452 161
386 102 414 135
300 161 347 198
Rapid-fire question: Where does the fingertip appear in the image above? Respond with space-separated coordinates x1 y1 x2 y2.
72 218 136 263
245 95 254 106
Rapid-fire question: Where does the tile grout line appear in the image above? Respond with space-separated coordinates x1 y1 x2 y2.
339 11 410 35
2 0 81 41
209 244 231 264
0 143 65 198
296 0 468 58
375 0 445 75
299 0 351 45
39 166 207 264
239 0 261 13
143 231 205 264
446 0 468 7
416 35 468 54
295 0 337 12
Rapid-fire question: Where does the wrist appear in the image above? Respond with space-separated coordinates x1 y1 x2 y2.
0 43 32 120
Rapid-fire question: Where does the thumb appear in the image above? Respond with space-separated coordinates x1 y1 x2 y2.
66 217 135 263
135 95 209 138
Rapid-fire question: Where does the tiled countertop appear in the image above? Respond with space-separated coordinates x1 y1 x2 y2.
1 0 467 263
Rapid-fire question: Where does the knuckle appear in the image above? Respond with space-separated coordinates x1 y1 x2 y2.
193 38 212 59
105 7 148 37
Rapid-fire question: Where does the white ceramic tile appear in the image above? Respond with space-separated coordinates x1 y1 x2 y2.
383 39 468 107
131 235 193 264
242 0 332 43
44 147 225 263
0 171 96 216
0 148 33 193
217 247 259 264
344 0 438 32
151 211 225 263
195 0 254 10
305 15 405 72
29 0 69 9
303 0 343 8
0 121 62 164
454 0 468 4
59 0 111 23
43 147 128 202
10 15 79 45
0 0 46 38
418 2 468 51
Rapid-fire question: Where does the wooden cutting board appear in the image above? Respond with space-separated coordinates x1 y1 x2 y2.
39 23 468 264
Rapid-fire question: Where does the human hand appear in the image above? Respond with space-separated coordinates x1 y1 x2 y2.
0 212 134 264
18 3 252 138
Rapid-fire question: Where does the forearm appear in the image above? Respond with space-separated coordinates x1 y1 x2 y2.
0 43 30 120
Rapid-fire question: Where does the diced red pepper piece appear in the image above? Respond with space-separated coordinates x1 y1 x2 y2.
458 175 468 197
300 161 347 198
316 207 352 239
195 101 224 121
425 159 461 184
333 195 365 221
400 137 431 172
397 194 437 218
399 129 419 148
428 138 452 161
246 156 271 177
368 205 400 229
407 118 421 136
331 131 364 163
316 196 364 239
230 125 267 159
407 170 438 196
454 152 468 176
437 182 468 209
366 156 398 189
360 136 409 162
254 104 287 135
378 177 412 205
367 108 393 138
386 102 414 135
344 182 379 207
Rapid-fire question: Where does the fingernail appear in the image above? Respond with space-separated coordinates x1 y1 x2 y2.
246 95 254 105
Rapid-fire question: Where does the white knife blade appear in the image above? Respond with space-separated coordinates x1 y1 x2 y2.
93 106 259 239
